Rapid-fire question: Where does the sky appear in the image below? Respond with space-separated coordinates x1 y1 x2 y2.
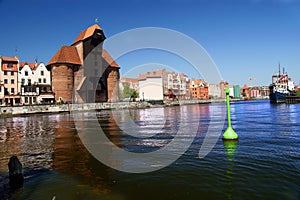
0 0 299 86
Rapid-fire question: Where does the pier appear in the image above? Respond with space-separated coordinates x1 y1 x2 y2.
286 96 300 104
0 99 227 117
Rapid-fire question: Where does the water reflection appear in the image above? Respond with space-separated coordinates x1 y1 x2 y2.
223 140 238 200
0 101 299 199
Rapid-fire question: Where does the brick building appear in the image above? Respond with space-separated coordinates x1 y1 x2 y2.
189 78 209 100
47 24 120 103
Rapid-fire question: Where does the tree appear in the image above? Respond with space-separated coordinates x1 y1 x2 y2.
297 90 300 96
121 85 139 100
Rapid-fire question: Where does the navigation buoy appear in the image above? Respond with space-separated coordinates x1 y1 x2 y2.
222 88 238 140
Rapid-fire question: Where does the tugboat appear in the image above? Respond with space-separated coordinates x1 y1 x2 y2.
269 64 295 103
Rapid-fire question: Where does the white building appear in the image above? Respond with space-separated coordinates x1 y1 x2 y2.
19 62 54 104
139 76 163 100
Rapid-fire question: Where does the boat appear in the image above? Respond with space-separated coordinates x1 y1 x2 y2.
269 64 296 103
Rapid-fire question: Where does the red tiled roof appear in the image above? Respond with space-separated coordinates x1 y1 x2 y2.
47 46 82 66
241 84 249 90
19 62 37 70
0 56 18 62
102 50 120 68
138 69 165 80
121 76 139 84
72 24 103 45
1 63 18 72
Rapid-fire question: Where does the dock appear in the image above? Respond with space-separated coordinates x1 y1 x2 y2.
286 96 300 104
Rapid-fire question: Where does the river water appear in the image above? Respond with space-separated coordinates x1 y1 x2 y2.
0 100 299 200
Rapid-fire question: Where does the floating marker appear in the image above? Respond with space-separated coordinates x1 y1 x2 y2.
222 88 238 140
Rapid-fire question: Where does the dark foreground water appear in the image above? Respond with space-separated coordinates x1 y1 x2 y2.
0 100 299 200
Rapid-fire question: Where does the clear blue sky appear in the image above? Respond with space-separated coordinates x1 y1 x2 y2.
0 0 299 86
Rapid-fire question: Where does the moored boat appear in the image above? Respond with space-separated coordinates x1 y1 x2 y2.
269 64 295 103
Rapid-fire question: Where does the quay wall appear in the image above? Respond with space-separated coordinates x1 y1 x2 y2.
0 99 226 117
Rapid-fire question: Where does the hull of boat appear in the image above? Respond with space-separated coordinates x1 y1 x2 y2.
269 91 286 103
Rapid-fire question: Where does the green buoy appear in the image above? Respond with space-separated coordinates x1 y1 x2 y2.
222 88 238 140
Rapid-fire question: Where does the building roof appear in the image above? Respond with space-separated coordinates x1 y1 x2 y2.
72 24 103 45
121 76 139 84
138 69 165 80
0 56 18 62
19 62 37 70
102 50 120 68
47 46 82 66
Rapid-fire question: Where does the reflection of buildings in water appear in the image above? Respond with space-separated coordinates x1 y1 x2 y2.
52 113 114 194
0 115 56 172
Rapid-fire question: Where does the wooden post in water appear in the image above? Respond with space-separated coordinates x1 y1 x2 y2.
8 156 24 189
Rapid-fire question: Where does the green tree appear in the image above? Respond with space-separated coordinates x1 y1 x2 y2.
121 85 139 100
297 90 300 96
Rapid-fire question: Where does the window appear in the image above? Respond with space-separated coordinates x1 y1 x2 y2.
41 70 44 76
28 79 31 85
11 79 14 84
4 79 8 84
67 75 71 80
38 78 41 83
25 71 28 76
43 78 46 83
4 71 7 75
33 97 36 103
25 97 28 103
11 71 14 76
7 63 13 68
21 79 25 85
67 84 71 89
11 88 14 94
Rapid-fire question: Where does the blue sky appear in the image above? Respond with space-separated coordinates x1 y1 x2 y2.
0 0 299 86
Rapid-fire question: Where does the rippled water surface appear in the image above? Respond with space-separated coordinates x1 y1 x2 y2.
0 100 300 200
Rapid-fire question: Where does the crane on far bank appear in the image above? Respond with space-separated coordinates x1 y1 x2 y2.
249 77 255 87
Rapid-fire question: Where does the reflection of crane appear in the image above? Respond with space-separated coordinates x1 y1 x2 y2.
249 77 255 87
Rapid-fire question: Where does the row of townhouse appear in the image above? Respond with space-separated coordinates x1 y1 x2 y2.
240 84 270 99
0 56 54 106
120 69 214 101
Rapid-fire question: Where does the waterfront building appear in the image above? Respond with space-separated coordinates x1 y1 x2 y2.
19 62 54 104
136 69 190 101
163 71 189 100
233 85 241 99
241 85 269 99
47 24 120 103
208 81 228 99
0 56 21 106
189 78 209 100
138 70 164 100
295 85 300 94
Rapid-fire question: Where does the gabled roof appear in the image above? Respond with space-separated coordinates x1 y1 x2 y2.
102 50 120 68
47 46 82 66
72 24 103 45
19 62 37 70
0 56 18 62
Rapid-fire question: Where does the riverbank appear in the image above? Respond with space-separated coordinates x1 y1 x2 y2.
0 99 231 117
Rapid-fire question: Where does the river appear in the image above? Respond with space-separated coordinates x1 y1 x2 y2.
0 100 299 200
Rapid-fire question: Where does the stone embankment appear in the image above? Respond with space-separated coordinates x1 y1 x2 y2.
0 99 226 117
